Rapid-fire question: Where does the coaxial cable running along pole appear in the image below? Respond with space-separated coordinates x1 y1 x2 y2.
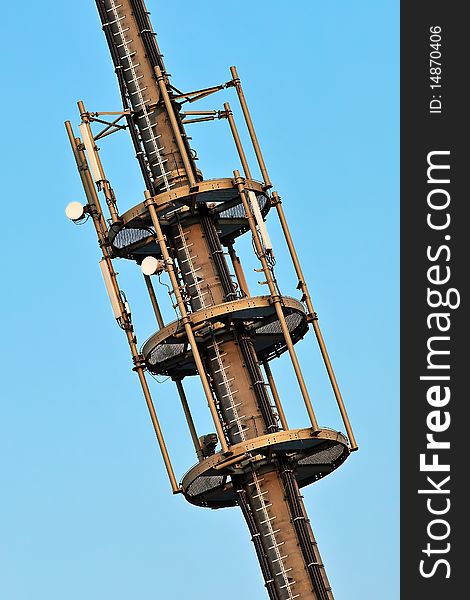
65 2 358 598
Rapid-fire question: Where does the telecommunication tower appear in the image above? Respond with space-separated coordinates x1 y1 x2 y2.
65 2 358 598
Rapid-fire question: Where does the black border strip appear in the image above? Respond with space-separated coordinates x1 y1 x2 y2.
400 4 466 597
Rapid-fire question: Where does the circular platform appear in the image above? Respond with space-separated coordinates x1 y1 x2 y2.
181 428 350 508
108 177 269 260
141 295 309 377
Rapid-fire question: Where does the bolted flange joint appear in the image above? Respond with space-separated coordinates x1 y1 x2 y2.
132 353 147 371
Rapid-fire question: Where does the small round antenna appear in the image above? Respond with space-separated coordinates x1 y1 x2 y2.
65 201 85 221
141 256 164 276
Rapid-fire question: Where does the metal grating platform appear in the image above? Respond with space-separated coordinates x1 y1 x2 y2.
108 178 270 259
181 428 350 508
141 296 309 378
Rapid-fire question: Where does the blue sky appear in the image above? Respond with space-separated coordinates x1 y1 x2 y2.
0 1 398 599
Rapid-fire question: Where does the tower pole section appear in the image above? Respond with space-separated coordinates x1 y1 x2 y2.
78 1 350 598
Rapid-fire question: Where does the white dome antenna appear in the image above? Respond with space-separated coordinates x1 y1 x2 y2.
141 256 165 276
65 201 85 221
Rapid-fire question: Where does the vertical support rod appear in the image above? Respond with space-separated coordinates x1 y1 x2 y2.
224 102 252 180
77 100 120 224
134 367 181 494
66 121 180 493
174 379 204 461
263 361 288 430
143 273 203 460
227 242 250 297
154 66 197 189
271 192 358 450
271 193 314 315
312 320 358 450
144 191 230 454
230 66 272 189
233 170 319 431
144 274 165 328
